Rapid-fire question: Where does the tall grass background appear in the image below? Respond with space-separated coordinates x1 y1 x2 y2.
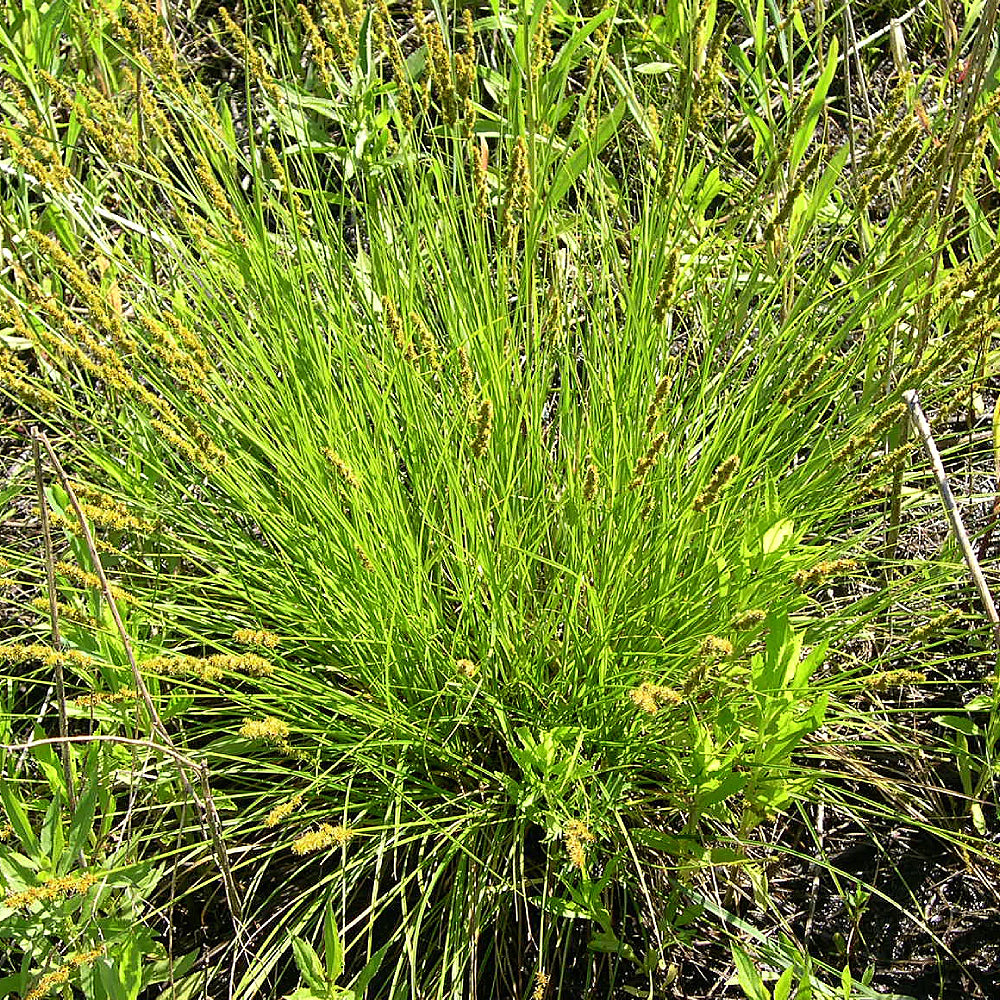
1 0 999 997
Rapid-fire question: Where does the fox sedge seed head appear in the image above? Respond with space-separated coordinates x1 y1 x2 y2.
265 793 304 827
864 669 926 692
239 717 290 743
693 454 740 512
472 399 493 457
456 657 478 678
233 628 280 648
629 681 681 713
291 822 355 854
532 971 550 1000
582 455 599 501
698 635 733 660
732 609 766 630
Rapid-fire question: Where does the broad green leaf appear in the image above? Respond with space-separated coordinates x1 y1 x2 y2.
548 99 626 209
730 942 768 1000
0 776 40 857
39 794 65 870
773 966 795 1000
352 940 390 995
935 715 979 736
323 902 344 982
791 35 838 172
761 519 794 556
291 935 328 994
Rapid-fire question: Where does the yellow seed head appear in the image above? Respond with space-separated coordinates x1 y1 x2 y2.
456 657 478 678
652 251 680 323
582 455 599 502
384 296 416 360
563 819 594 873
291 822 355 854
239 717 291 743
693 454 740 512
472 399 493 457
732 609 767 630
531 0 554 80
779 354 828 405
4 871 99 910
457 346 476 402
471 137 489 220
265 793 304 827
698 635 733 661
411 311 440 371
645 373 673 432
909 609 963 643
233 628 281 648
324 447 361 490
793 559 858 590
629 681 681 714
533 971 550 1000
500 136 531 231
864 669 926 692
629 432 667 489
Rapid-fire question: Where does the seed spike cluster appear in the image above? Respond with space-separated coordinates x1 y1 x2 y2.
908 609 963 643
4 269 227 475
793 559 858 590
291 822 355 854
629 432 667 490
239 716 291 744
563 819 594 872
419 5 458 124
645 373 673 431
144 652 275 681
472 399 493 457
836 403 907 463
0 643 93 670
265 792 304 827
217 7 287 109
532 971 550 1000
698 635 733 661
411 311 440 371
731 609 767 630
3 871 100 910
384 296 416 361
324 447 361 490
1 83 71 190
764 144 825 243
75 687 137 708
375 0 414 129
31 597 97 628
23 946 106 1000
652 250 680 323
582 455 599 502
629 682 681 714
779 354 828 404
864 668 926 692
56 561 133 604
693 455 740 512
531 0 554 81
500 136 531 236
233 628 281 648
457 346 476 402
264 144 307 224
297 4 334 88
456 657 478 678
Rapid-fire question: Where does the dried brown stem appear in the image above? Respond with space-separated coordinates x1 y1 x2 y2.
35 433 244 928
903 390 1000 651
32 430 76 810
